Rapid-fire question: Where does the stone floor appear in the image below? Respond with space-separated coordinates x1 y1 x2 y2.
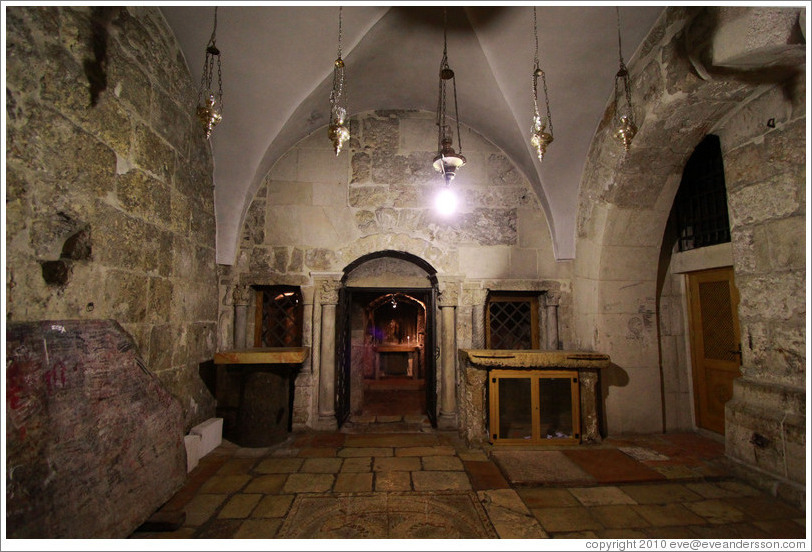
130 429 807 540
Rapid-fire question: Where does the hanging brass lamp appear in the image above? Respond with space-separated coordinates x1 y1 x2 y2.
433 8 465 184
530 6 554 161
613 7 637 151
196 6 223 139
328 6 350 155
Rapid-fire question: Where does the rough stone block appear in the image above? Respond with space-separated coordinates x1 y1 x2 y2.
5 320 186 538
190 417 223 458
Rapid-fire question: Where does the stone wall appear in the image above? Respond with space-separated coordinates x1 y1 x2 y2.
5 6 218 430
717 77 806 506
574 6 805 507
221 110 572 428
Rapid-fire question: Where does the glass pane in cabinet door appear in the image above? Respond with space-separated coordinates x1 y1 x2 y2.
498 378 532 440
538 377 573 439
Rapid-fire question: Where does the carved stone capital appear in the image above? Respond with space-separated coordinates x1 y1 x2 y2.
232 285 252 306
461 286 487 307
437 279 461 307
545 292 560 307
317 278 341 305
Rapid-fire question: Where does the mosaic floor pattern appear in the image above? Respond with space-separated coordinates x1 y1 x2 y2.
276 491 497 538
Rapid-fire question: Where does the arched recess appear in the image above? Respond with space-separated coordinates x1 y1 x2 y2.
342 249 439 286
335 250 439 426
573 6 787 434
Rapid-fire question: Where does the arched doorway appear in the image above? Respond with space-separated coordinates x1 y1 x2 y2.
336 251 439 428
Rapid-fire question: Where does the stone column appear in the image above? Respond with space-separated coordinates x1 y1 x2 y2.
579 369 602 443
315 276 341 431
545 292 560 350
437 279 460 430
232 285 252 349
471 288 487 349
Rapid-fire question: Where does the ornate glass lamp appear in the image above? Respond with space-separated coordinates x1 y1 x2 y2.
328 6 350 155
433 8 465 184
530 7 554 161
613 7 637 151
196 7 223 139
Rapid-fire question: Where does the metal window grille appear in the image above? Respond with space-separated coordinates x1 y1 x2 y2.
256 286 303 347
675 135 731 252
486 294 539 349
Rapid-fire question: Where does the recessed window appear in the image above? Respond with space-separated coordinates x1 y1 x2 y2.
674 134 731 252
485 292 539 349
254 286 303 347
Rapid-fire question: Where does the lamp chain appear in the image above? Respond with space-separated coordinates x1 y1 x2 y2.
533 7 553 138
616 7 631 110
337 5 343 59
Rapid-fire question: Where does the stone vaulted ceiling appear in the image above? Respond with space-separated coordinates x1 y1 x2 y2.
161 5 664 265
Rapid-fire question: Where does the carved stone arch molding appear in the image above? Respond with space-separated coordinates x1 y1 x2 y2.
342 249 439 287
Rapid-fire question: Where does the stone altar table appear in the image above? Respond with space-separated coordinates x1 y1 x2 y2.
214 347 309 447
457 349 610 446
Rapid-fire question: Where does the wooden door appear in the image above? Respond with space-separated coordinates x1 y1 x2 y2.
686 267 742 434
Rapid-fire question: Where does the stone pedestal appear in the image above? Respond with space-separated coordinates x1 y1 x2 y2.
457 349 610 446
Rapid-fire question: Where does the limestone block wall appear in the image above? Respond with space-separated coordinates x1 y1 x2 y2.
222 110 573 428
574 6 805 506
5 6 218 429
716 76 806 505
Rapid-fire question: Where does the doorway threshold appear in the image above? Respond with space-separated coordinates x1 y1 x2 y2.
342 414 433 434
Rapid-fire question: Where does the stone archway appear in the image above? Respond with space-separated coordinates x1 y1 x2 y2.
573 6 800 434
333 251 440 427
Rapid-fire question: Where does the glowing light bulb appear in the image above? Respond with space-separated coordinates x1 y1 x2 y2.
435 187 458 216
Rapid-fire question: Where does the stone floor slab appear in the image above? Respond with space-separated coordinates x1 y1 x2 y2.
282 473 334 493
395 445 455 457
492 450 595 485
254 457 304 474
569 486 636 506
252 494 295 518
632 503 707 527
478 489 548 539
183 494 227 527
338 447 393 458
518 487 580 508
563 449 666 484
684 499 747 524
620 482 702 504
300 457 343 473
196 519 241 538
198 474 251 494
340 456 372 472
373 456 421 472
411 470 472 491
464 461 510 490
422 455 464 471
243 474 287 494
218 493 262 519
531 506 603 533
334 472 374 493
375 471 412 491
235 519 283 538
344 433 438 448
589 505 651 528
216 458 258 475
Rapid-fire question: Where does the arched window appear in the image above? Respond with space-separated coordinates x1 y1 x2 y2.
674 135 731 251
